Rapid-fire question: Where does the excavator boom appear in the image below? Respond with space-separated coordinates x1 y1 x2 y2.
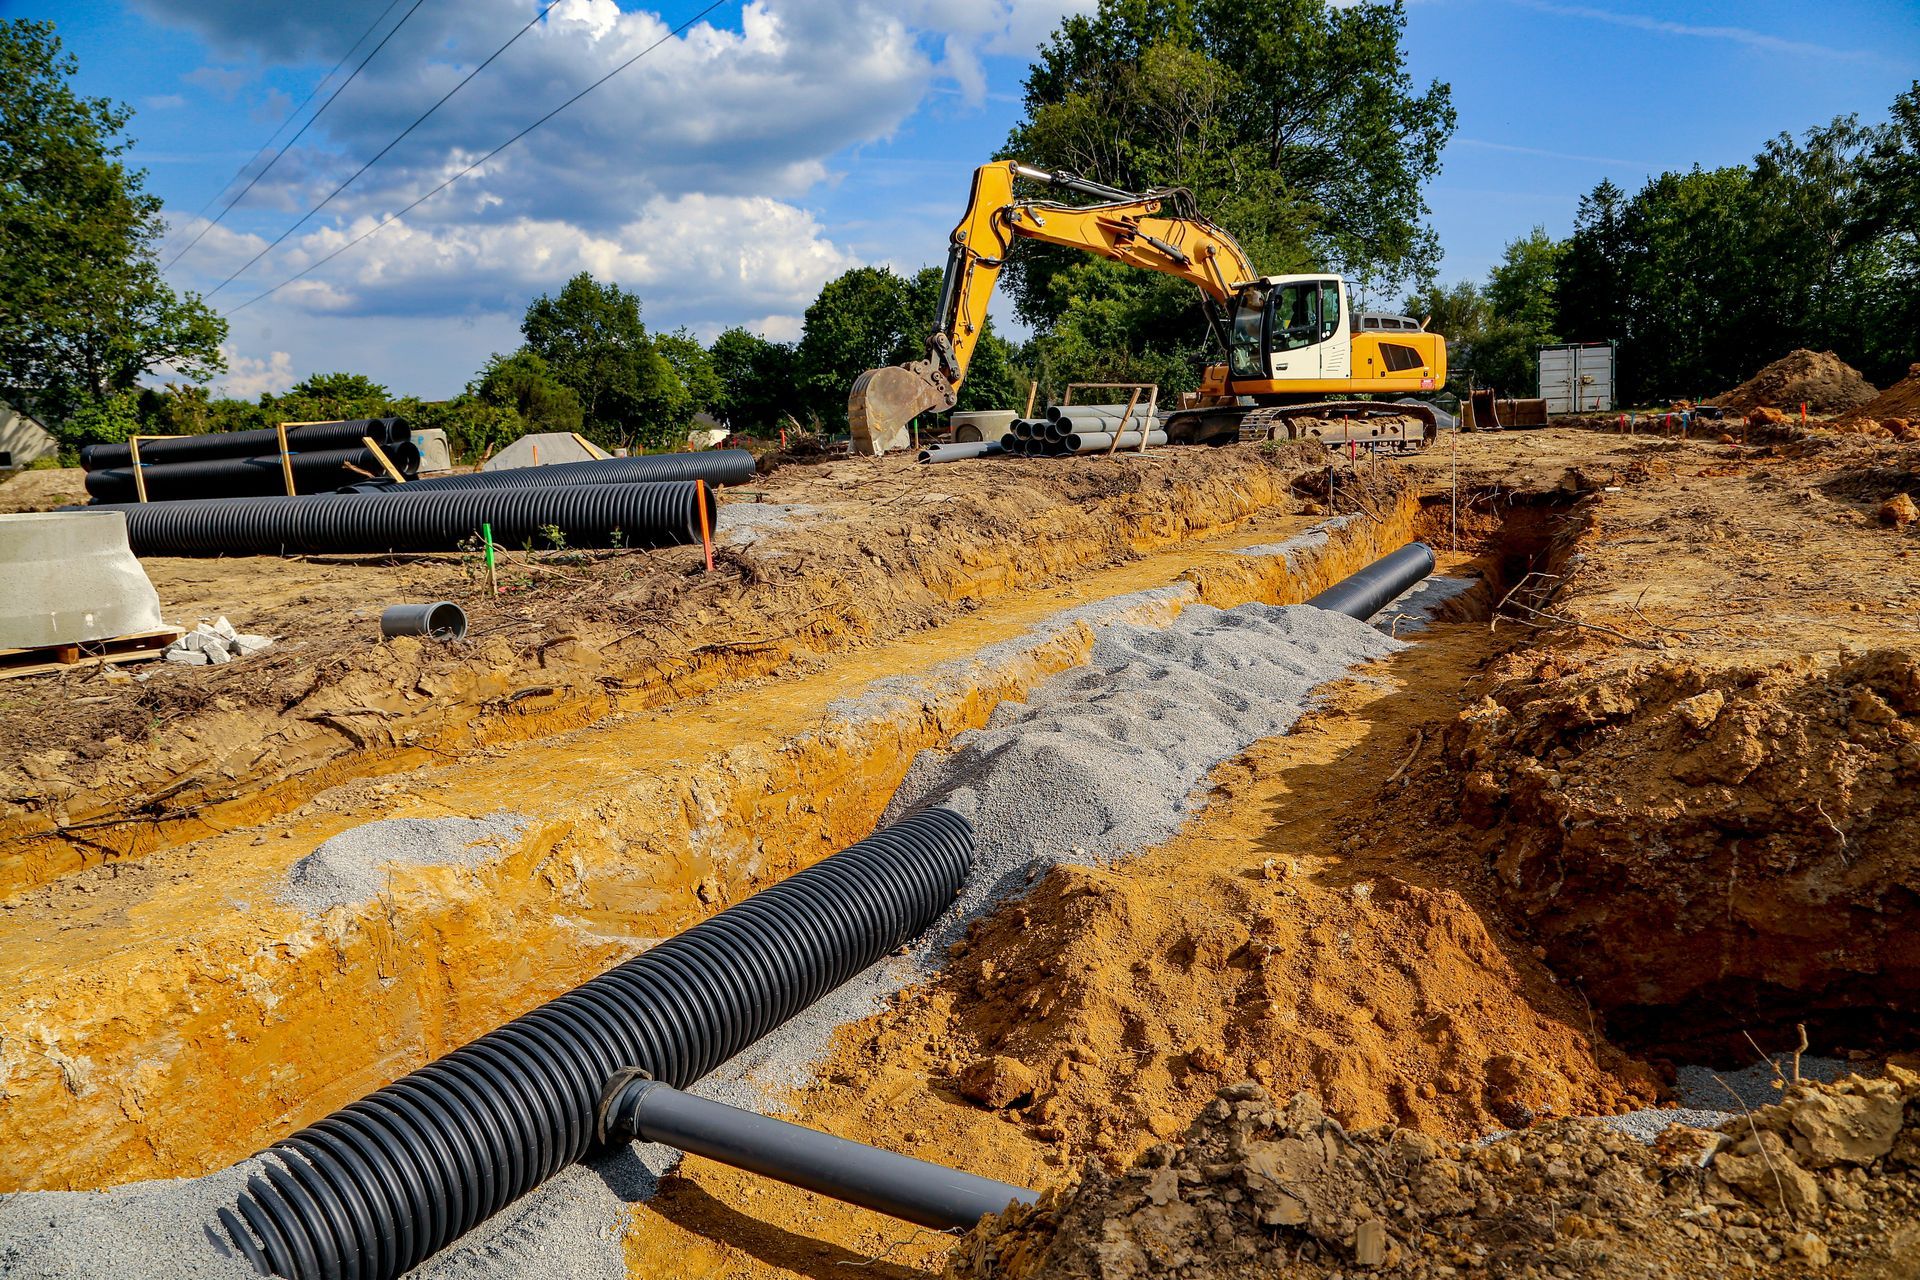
847 161 1258 453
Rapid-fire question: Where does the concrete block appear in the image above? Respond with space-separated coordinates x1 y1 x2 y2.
204 644 232 664
0 511 165 649
232 634 273 655
410 428 453 473
210 616 237 640
481 432 601 471
166 649 210 665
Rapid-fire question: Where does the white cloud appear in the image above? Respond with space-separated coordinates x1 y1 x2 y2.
138 0 1092 393
750 313 804 342
215 347 297 398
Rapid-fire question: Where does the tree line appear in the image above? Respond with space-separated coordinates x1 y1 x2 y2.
1416 83 1920 404
18 1 1911 449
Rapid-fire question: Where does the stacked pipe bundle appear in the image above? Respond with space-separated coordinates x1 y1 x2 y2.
218 808 976 1280
996 404 1167 457
86 481 717 557
82 418 417 503
339 449 757 495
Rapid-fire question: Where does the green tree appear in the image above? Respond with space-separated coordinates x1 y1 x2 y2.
520 272 684 447
1405 280 1487 396
795 266 924 430
262 372 394 423
708 327 798 433
0 20 226 425
654 328 724 417
1002 0 1454 343
471 350 582 433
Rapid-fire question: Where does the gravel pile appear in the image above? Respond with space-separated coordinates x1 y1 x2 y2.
278 812 530 914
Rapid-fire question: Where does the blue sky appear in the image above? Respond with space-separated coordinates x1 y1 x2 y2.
37 0 1920 399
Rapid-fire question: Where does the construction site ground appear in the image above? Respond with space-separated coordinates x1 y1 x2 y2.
3 423 1917 1279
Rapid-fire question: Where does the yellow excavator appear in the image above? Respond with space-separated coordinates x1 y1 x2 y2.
848 161 1448 453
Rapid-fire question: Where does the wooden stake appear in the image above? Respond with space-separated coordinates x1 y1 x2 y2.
130 436 149 503
1105 388 1141 457
360 435 408 484
1139 387 1158 454
696 479 714 572
1024 379 1038 418
482 521 499 596
276 423 298 495
570 432 610 460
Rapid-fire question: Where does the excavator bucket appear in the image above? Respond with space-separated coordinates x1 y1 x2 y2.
847 362 955 456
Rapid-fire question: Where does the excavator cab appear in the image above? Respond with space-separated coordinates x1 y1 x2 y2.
1224 275 1353 387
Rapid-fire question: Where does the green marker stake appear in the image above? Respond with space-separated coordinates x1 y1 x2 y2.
482 521 498 596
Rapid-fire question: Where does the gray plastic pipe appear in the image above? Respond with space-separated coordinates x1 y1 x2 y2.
919 442 1005 464
1065 430 1169 453
380 601 468 640
1305 541 1436 620
1044 403 1139 421
598 1075 1038 1230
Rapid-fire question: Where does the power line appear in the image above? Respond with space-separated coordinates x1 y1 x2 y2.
207 0 571 298
163 0 410 270
164 0 430 272
228 0 733 315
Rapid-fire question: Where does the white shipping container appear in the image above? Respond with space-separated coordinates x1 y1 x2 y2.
1539 342 1616 413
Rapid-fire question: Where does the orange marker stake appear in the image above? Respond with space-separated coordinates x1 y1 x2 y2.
697 479 715 573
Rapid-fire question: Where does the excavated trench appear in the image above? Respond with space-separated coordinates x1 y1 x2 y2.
1406 484 1914 1070
2 489 1424 1197
6 459 1911 1280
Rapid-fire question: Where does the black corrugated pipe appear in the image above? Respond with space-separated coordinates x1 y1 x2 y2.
87 480 715 556
80 418 409 471
217 808 976 1280
338 449 757 495
1305 541 1436 620
597 1076 1037 1230
84 444 421 503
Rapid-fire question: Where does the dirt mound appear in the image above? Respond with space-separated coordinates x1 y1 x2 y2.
1839 362 1920 424
1444 648 1920 1054
1711 350 1877 416
921 851 1657 1168
949 1072 1920 1278
0 466 86 513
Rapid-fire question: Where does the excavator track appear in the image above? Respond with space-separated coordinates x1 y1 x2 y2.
1163 401 1439 453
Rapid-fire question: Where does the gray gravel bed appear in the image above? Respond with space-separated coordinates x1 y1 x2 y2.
279 812 529 915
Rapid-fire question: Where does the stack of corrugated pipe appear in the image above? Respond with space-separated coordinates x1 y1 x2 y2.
995 403 1168 458
81 418 420 503
77 436 761 559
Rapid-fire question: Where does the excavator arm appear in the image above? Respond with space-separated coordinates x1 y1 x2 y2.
847 161 1259 453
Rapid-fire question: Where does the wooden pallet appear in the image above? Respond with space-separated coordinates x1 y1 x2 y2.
0 626 184 680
